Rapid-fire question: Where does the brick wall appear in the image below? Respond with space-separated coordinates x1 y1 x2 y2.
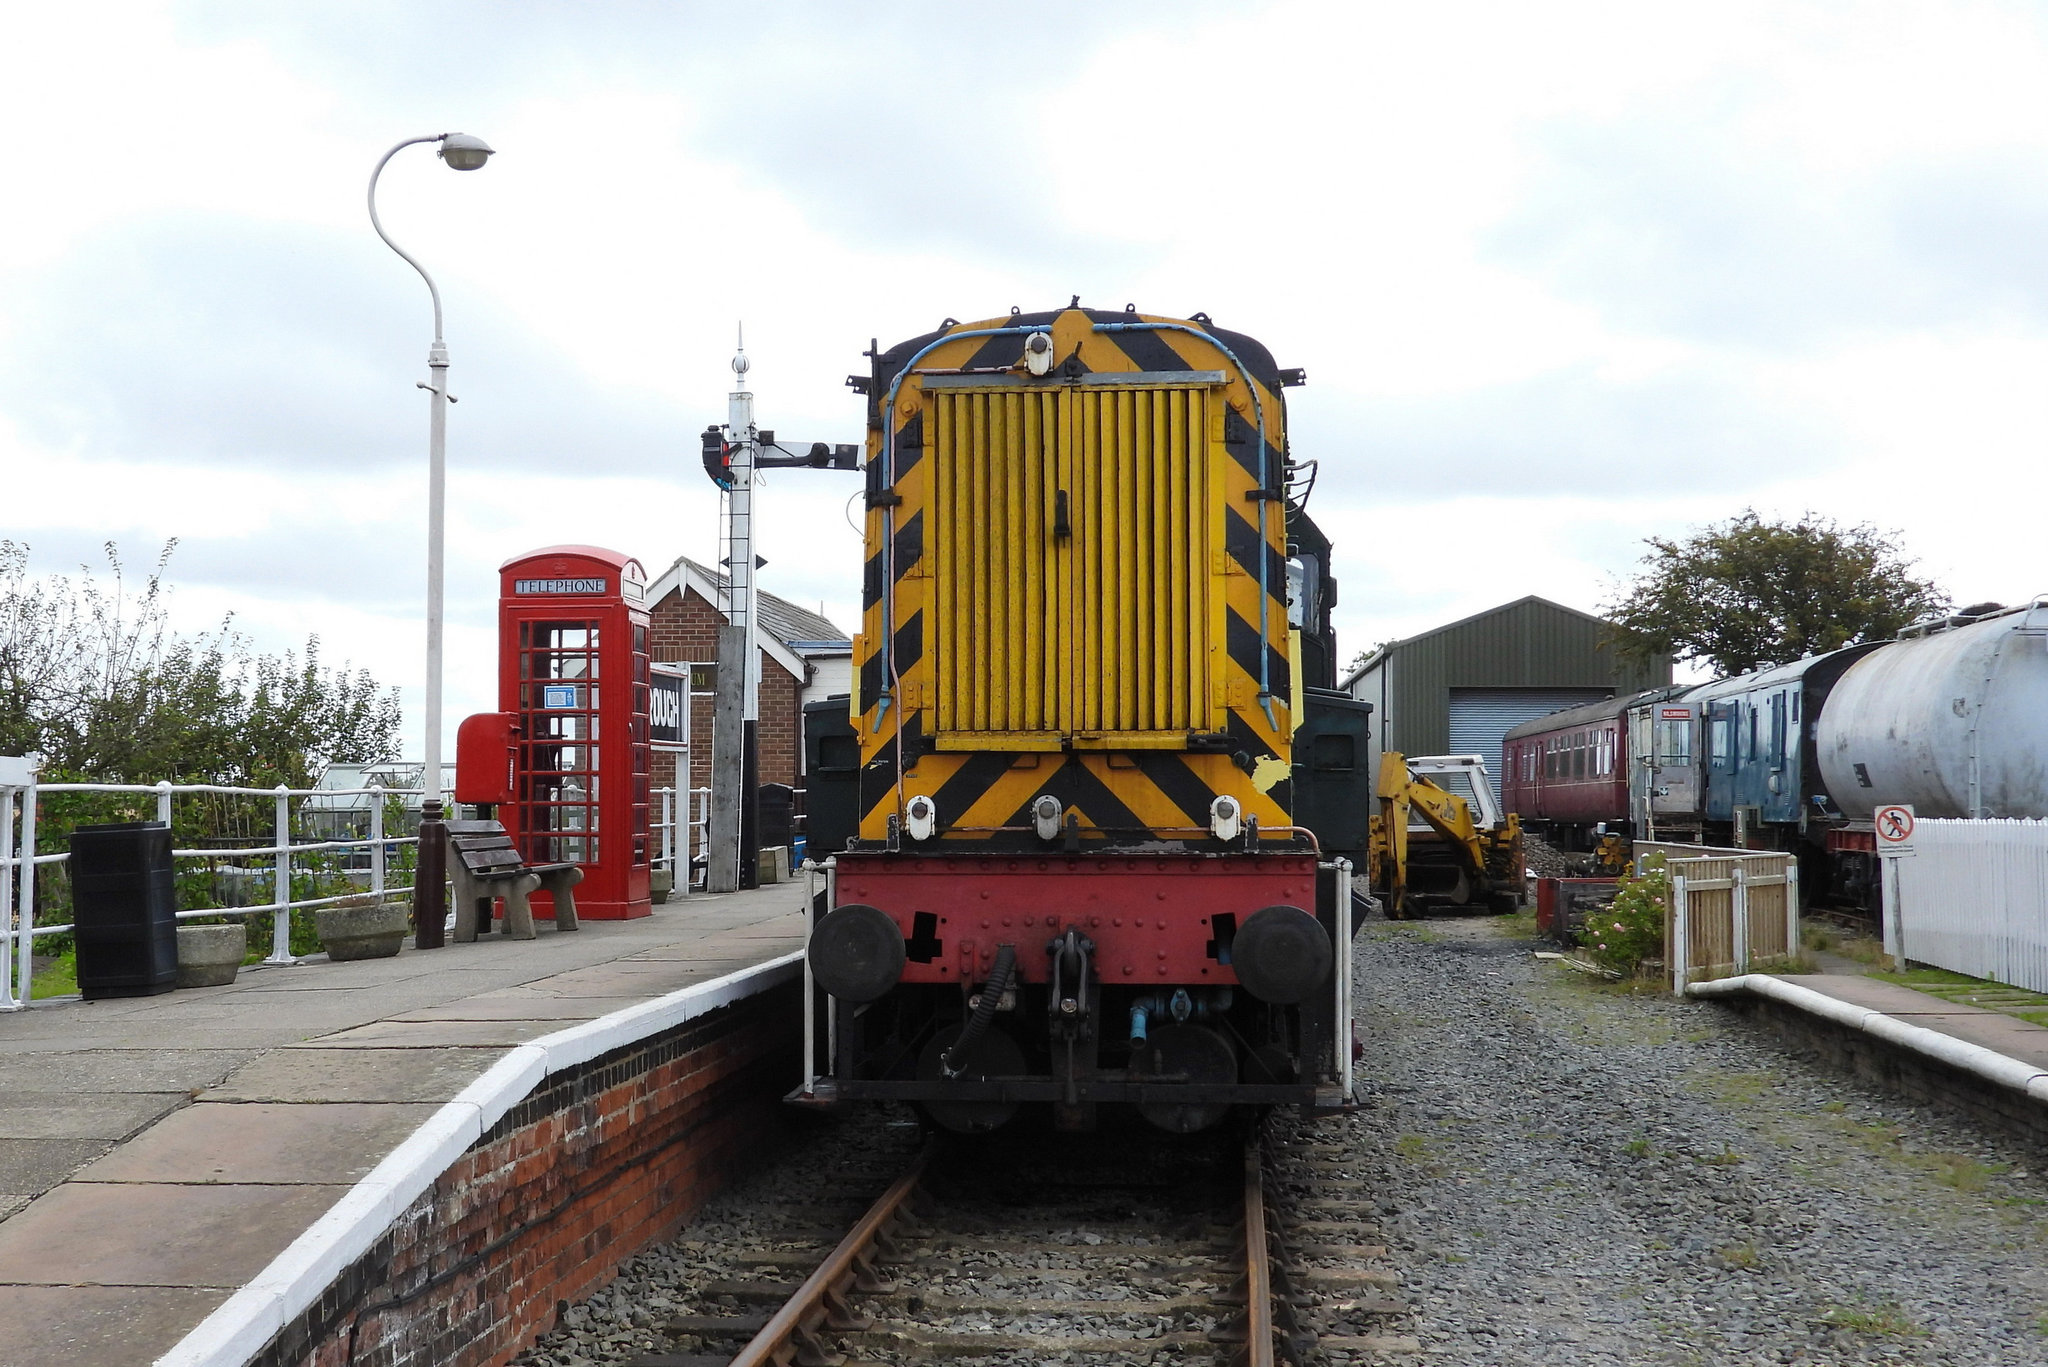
253 983 802 1367
648 583 804 793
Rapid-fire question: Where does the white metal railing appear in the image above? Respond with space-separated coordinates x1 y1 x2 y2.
1887 818 2048 993
653 786 713 892
0 764 423 1011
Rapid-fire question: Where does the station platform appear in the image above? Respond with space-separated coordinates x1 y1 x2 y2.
0 883 808 1367
1691 969 2048 1141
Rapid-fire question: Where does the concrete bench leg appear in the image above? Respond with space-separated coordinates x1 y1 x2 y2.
450 867 485 944
541 868 584 932
502 872 543 940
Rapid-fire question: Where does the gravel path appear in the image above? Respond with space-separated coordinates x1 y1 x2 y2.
1352 915 2048 1365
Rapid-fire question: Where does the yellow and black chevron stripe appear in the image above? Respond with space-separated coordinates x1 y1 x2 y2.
851 307 1296 844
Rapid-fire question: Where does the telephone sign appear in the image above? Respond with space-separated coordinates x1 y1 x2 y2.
541 685 578 709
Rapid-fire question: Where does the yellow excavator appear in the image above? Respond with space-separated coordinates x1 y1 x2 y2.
1370 753 1526 919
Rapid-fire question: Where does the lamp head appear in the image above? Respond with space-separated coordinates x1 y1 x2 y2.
438 133 495 171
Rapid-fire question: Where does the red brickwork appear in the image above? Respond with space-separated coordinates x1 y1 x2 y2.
647 583 803 793
253 985 801 1367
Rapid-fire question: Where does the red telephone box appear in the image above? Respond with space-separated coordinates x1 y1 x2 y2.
496 546 653 920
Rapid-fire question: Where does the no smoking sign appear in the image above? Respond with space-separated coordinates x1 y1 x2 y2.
1875 803 1916 857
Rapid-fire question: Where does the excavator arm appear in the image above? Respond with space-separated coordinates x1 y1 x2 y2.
1371 752 1525 918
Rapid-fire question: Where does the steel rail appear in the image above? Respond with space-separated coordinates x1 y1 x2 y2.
1240 1136 1277 1367
726 1142 934 1367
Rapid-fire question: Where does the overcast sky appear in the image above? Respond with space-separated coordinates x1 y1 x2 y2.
5 1 2045 752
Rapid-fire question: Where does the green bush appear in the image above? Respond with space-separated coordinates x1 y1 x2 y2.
1587 854 1668 977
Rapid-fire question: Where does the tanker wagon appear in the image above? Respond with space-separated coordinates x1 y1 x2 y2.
1815 598 2048 909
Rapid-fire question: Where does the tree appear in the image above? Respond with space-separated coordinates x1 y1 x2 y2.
1601 510 1950 677
0 540 400 786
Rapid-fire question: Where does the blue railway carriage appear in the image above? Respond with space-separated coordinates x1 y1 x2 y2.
1693 644 1883 844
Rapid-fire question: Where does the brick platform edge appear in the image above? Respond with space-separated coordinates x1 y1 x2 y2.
1691 975 2048 1154
159 953 804 1367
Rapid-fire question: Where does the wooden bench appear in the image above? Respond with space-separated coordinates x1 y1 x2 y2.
445 819 583 941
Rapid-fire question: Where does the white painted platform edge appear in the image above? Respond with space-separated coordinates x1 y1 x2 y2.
1689 974 2048 1101
155 948 805 1367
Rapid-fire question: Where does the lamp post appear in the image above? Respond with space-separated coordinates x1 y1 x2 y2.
368 131 494 948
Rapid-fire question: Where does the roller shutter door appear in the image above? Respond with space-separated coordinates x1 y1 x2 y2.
1447 688 1612 802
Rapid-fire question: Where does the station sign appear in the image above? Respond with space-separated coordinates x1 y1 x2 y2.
1660 708 1690 720
1875 803 1916 858
650 665 687 749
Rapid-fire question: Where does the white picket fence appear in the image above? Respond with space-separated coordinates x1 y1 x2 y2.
1887 818 2048 993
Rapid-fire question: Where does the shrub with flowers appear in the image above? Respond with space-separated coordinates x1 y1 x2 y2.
1586 853 1668 977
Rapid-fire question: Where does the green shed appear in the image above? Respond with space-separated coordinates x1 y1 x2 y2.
1341 596 1672 801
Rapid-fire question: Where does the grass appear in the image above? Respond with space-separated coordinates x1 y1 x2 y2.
1624 1137 1653 1158
1820 1302 1925 1337
1698 1145 1747 1166
1928 1153 2007 1193
1716 1242 1760 1269
1869 965 2048 1027
1755 950 1821 975
1686 1067 1778 1106
1813 1110 2013 1192
30 948 78 999
1394 1133 1433 1160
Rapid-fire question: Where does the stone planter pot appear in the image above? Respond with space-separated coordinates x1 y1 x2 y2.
176 923 247 989
650 868 675 905
316 896 409 962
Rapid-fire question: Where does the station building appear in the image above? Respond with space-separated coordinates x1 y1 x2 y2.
1341 595 1671 801
644 556 851 793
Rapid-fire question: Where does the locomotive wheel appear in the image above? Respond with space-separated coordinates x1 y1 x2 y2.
917 1024 1025 1134
1132 1023 1237 1134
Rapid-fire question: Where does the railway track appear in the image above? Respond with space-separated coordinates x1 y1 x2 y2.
631 1118 1417 1367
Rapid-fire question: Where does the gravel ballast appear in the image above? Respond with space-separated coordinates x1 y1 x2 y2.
1353 916 2048 1365
517 914 2048 1366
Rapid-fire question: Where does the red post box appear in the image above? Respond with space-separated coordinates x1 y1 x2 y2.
454 712 520 807
496 546 653 920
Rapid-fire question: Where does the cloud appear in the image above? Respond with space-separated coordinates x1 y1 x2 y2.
1297 356 1841 504
0 215 686 476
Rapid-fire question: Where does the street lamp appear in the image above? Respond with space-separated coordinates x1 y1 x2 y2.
368 131 494 948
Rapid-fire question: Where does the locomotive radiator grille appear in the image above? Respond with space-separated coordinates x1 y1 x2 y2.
931 384 1216 741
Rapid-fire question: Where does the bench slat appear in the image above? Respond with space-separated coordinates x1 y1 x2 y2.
450 837 518 854
458 852 525 873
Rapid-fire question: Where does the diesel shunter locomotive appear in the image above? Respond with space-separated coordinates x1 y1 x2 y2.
796 305 1372 1134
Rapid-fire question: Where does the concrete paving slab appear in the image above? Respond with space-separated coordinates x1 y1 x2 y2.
78 1101 439 1185
529 964 730 995
200 1045 501 1103
293 1018 565 1048
0 1139 113 1195
0 1049 252 1094
0 1284 223 1367
386 997 628 1022
0 1028 318 1054
0 1195 26 1221
1784 975 1986 1014
0 1092 184 1141
0 1180 345 1287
